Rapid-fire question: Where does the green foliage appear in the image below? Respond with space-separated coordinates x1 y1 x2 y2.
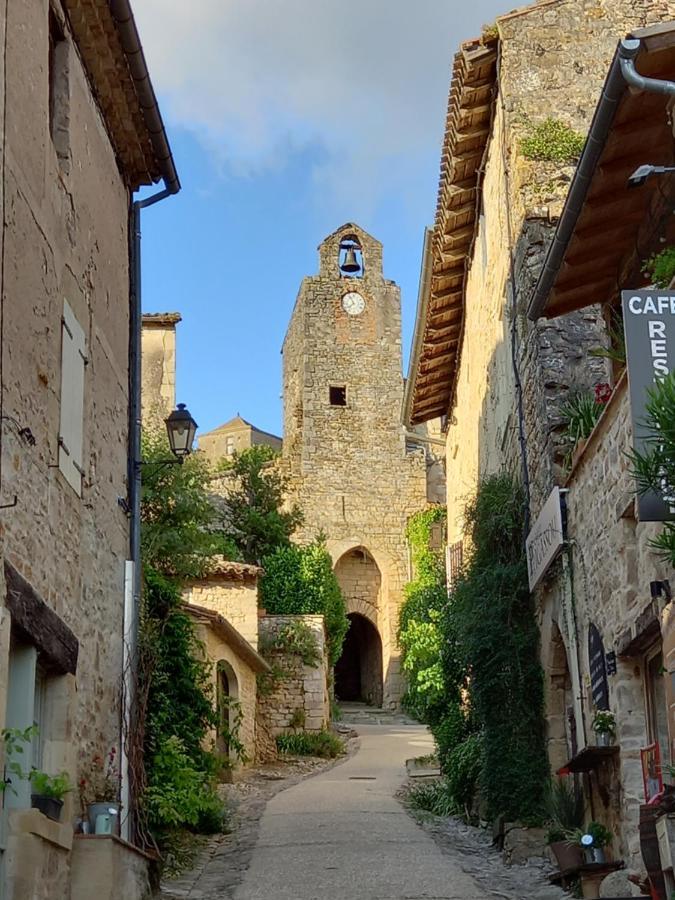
631 372 675 564
589 310 625 367
260 537 349 665
398 508 449 724
275 730 344 759
445 732 484 815
559 392 604 459
216 689 248 766
585 821 613 848
407 778 458 818
591 711 616 737
146 736 227 835
448 473 549 821
430 703 471 774
259 620 322 668
520 117 586 162
220 446 303 564
30 770 71 800
547 777 584 836
1 726 37 794
643 246 675 288
141 431 237 580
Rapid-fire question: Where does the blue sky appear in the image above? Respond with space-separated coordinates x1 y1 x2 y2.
135 0 516 438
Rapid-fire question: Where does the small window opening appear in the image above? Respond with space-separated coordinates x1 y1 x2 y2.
329 385 347 407
339 236 363 278
225 436 234 456
49 8 70 168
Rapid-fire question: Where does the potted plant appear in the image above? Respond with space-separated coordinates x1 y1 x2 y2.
79 747 121 833
591 711 616 747
547 825 583 871
546 778 585 870
575 821 613 863
30 770 71 822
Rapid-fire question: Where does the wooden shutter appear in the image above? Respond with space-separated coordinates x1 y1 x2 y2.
58 300 86 494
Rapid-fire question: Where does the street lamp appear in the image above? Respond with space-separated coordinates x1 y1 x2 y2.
165 403 198 462
628 163 675 188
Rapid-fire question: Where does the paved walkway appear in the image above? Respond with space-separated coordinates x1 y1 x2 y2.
233 721 491 900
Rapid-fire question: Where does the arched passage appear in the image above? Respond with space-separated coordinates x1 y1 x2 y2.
335 613 383 706
546 624 575 769
216 660 239 760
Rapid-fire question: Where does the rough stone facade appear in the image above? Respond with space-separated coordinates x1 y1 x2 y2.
198 415 282 465
282 223 430 708
258 616 330 735
141 313 180 431
184 564 261 649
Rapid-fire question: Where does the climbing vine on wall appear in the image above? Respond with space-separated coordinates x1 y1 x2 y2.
447 473 549 821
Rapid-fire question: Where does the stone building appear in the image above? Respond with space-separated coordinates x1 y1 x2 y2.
282 223 432 708
199 415 282 465
0 0 177 897
406 0 675 874
141 312 182 432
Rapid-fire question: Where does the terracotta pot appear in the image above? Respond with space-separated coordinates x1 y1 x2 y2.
550 840 583 871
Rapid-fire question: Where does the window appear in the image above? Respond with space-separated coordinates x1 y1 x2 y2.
329 385 347 407
48 8 70 166
58 299 86 495
645 647 669 765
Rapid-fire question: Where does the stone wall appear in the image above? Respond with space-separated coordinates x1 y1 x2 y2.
184 575 259 649
282 223 429 707
141 313 180 431
258 616 329 735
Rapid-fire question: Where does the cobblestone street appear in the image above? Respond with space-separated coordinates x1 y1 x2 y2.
162 713 568 900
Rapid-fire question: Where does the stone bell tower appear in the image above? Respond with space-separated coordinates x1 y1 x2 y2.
282 223 429 709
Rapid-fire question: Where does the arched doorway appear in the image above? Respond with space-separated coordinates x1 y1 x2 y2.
335 613 383 706
216 660 238 761
546 624 575 769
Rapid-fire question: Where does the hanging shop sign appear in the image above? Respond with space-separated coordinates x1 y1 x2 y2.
622 290 675 522
588 622 609 711
526 486 565 591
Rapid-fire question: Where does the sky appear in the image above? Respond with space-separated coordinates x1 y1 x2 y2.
134 0 517 439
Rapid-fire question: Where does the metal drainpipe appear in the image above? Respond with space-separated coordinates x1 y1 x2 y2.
619 37 675 96
125 184 176 841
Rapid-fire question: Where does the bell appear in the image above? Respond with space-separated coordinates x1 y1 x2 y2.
340 246 361 274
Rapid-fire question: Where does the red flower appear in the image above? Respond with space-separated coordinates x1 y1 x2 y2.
594 382 612 405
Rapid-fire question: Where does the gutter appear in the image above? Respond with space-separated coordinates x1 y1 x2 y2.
402 227 434 427
527 39 641 320
109 0 180 193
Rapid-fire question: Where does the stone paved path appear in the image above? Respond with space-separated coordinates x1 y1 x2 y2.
232 721 491 900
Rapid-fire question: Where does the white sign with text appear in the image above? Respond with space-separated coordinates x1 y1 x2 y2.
526 486 565 591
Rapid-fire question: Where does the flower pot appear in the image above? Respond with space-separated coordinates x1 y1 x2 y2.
31 794 63 822
87 802 120 834
550 840 584 871
595 732 611 747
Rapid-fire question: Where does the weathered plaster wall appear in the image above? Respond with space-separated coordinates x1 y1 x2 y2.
282 224 429 707
258 615 329 735
184 578 259 649
141 315 179 431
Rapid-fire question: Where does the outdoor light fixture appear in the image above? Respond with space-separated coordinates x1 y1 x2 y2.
627 163 675 188
164 403 198 462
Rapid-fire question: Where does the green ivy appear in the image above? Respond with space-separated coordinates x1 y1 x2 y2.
520 118 586 163
259 620 322 668
448 473 549 821
260 536 349 665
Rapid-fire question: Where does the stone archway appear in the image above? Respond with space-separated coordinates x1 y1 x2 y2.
545 623 575 770
335 613 383 706
334 547 384 707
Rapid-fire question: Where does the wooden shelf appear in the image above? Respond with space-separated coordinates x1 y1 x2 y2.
550 860 624 885
558 745 620 774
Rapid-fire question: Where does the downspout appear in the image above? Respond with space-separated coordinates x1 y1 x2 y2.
619 37 675 96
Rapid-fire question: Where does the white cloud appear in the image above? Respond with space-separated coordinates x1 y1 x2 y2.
134 0 513 215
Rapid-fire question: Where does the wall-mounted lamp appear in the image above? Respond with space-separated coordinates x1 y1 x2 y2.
164 403 198 462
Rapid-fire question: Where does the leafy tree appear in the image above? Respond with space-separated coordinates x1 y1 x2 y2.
220 446 303 564
141 431 238 579
631 371 675 565
259 537 349 664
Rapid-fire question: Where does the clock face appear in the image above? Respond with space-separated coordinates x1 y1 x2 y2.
342 291 365 316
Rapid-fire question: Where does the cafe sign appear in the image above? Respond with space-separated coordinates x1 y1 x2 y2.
526 486 565 591
622 290 675 522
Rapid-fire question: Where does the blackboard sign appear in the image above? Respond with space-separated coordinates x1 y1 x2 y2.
588 623 609 710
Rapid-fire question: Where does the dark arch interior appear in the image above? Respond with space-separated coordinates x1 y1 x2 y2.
335 613 383 707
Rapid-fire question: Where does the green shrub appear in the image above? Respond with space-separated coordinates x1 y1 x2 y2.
261 537 349 664
445 732 483 813
430 703 470 773
642 246 675 288
260 620 321 668
30 771 71 800
145 736 227 834
407 778 458 818
275 730 344 759
520 117 586 162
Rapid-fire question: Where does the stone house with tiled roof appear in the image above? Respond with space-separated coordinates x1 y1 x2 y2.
0 0 177 897
405 0 675 874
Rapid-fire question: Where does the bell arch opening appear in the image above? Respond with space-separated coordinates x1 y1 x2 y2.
338 234 364 278
335 612 383 707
